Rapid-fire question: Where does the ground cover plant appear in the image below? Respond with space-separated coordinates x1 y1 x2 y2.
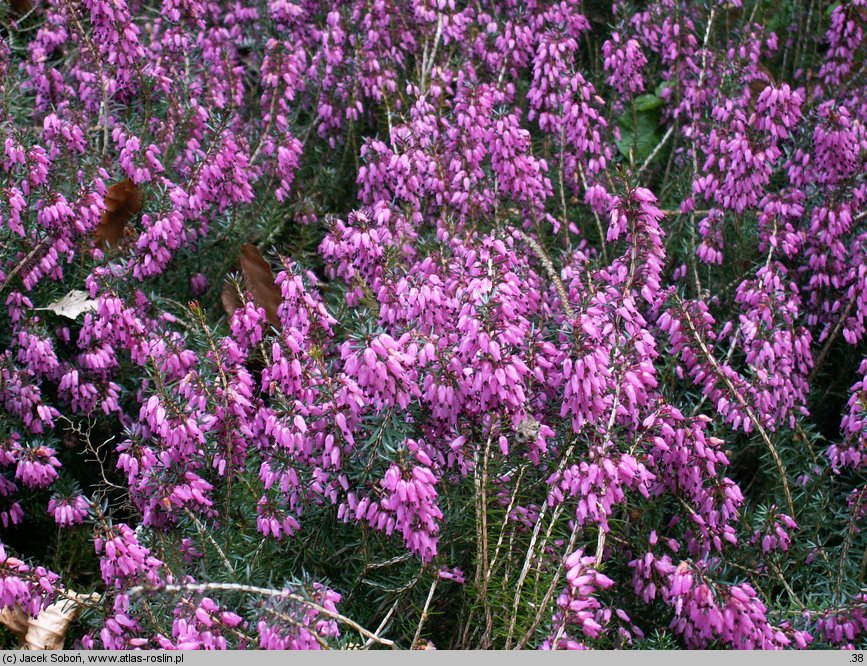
0 0 866 650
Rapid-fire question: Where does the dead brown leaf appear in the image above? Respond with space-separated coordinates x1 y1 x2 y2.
94 179 143 250
221 244 282 328
220 279 243 320
9 0 33 18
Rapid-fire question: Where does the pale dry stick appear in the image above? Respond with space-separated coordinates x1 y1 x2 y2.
183 508 235 576
503 441 575 648
420 14 444 94
60 417 128 500
363 599 400 650
486 464 527 579
503 500 557 649
0 237 52 297
384 95 396 153
661 209 712 217
674 295 795 518
515 229 574 320
837 489 866 602
473 435 494 647
808 290 858 383
529 396 619 592
531 487 571 593
576 164 609 265
690 323 741 417
411 578 439 649
688 7 717 298
637 125 674 175
558 126 569 232
593 523 607 568
764 220 778 269
259 607 330 649
127 582 397 648
514 521 581 650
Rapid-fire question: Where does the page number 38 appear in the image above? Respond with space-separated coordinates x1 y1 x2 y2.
852 654 864 662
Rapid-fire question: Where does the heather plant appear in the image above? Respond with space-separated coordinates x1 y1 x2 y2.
0 0 866 651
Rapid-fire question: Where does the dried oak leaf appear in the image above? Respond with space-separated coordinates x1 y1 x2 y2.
94 179 143 250
8 0 33 19
222 244 282 328
220 279 244 321
748 64 776 115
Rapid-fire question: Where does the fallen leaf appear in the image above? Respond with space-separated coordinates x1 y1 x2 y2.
748 64 776 115
220 279 244 321
9 0 33 18
0 591 99 650
222 244 281 328
37 290 98 320
94 179 143 249
0 606 28 641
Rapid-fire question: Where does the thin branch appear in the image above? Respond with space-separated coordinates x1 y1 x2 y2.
364 599 400 650
420 14 443 94
504 443 574 649
411 578 438 649
674 295 795 517
0 238 51 297
809 291 858 383
514 520 581 649
127 582 396 649
515 229 574 320
637 125 674 175
473 434 494 648
182 508 235 576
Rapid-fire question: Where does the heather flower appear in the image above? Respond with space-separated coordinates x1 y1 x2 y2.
256 584 341 650
95 524 165 589
0 0 864 651
14 443 61 489
543 549 619 649
48 494 91 528
602 33 647 96
0 543 59 617
157 597 246 650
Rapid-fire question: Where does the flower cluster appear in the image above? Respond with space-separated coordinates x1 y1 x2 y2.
1 0 866 652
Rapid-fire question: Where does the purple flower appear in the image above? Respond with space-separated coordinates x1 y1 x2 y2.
48 494 90 528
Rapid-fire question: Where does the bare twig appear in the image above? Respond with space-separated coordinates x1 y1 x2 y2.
473 435 494 648
420 14 443 94
637 125 674 175
514 520 581 649
577 165 609 265
0 238 51 297
674 295 795 517
515 229 574 320
183 508 235 576
809 291 858 383
837 489 866 601
504 444 575 649
411 578 438 649
364 599 400 649
127 582 397 649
